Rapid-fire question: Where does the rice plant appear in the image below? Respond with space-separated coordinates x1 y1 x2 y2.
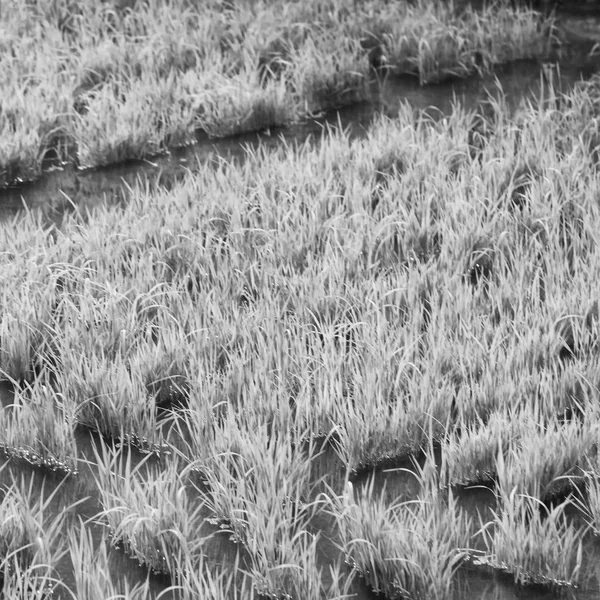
334 457 472 600
0 472 84 596
0 377 78 473
494 416 593 500
442 408 594 495
441 411 511 488
90 440 207 577
187 421 335 599
0 44 600 598
56 351 166 454
165 549 257 600
67 523 158 600
474 486 584 589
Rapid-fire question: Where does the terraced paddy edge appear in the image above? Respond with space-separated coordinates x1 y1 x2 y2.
5 73 600 598
0 0 555 187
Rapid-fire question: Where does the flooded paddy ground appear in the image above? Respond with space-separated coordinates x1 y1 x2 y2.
5 0 600 599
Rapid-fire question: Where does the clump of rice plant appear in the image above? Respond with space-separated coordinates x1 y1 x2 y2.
474 487 584 590
0 377 77 474
382 0 554 83
67 523 156 600
0 561 64 600
189 421 333 599
0 473 82 597
166 549 256 600
0 0 556 177
91 440 206 576
571 469 600 538
0 279 54 382
495 416 593 500
441 412 513 488
334 457 472 600
442 406 592 497
56 351 167 454
128 339 191 416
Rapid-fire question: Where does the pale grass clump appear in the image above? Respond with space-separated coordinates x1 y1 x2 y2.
73 72 200 168
569 467 600 542
128 338 191 412
0 309 39 382
495 416 594 499
0 474 83 596
0 377 77 473
48 275 179 359
188 421 335 599
441 411 513 488
166 551 256 600
0 562 65 600
386 0 553 83
0 275 57 382
334 459 472 600
569 424 600 536
91 441 209 576
0 81 73 187
56 351 163 453
442 408 594 493
333 394 433 474
475 487 584 590
67 524 155 600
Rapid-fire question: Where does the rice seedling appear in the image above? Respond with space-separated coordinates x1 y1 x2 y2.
494 416 594 500
474 487 584 590
571 471 598 532
333 456 472 600
0 83 73 187
55 351 165 453
67 521 159 600
0 376 77 474
186 421 335 599
129 340 191 418
0 561 65 600
442 406 594 496
0 276 56 382
91 440 208 576
165 551 255 600
382 0 554 84
0 471 86 598
441 412 510 488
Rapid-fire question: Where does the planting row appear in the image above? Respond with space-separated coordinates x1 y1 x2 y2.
4 424 600 599
0 0 554 184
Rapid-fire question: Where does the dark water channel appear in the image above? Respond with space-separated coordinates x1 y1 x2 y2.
2 12 600 600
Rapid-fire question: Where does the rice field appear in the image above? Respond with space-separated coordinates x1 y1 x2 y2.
1 69 600 596
4 0 600 599
0 0 556 186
